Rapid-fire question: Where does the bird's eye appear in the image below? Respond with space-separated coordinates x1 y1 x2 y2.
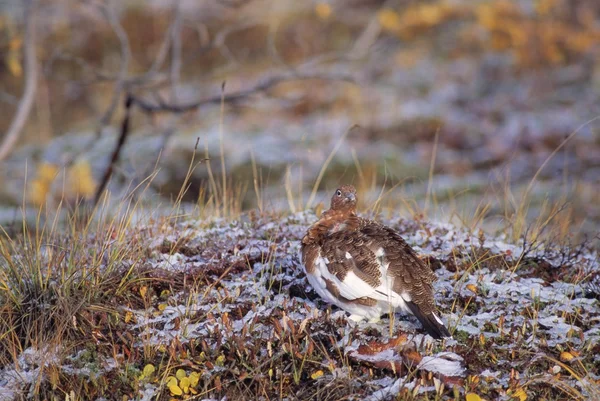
336 190 342 197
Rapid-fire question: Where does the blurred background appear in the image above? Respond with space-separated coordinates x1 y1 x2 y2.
0 0 599 243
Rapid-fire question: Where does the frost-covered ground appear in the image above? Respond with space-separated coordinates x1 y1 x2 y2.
1 211 599 400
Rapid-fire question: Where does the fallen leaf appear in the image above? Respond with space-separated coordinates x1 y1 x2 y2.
311 370 324 380
560 351 575 362
466 284 478 294
466 393 482 401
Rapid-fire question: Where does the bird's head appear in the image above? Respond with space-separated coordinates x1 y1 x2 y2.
330 185 357 213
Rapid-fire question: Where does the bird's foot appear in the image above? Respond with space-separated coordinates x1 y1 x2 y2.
348 314 365 323
367 316 381 324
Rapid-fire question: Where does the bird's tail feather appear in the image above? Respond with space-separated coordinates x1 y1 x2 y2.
406 302 451 340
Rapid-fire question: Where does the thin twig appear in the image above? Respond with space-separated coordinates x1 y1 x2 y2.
0 0 38 162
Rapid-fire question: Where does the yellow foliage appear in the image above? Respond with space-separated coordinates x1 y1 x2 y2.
142 364 155 376
67 160 96 199
168 383 183 396
508 387 527 401
315 3 332 20
559 351 575 362
310 370 324 380
474 0 600 67
175 369 187 379
466 393 482 401
215 354 226 366
179 377 191 393
189 372 200 387
124 311 133 323
5 36 23 77
28 162 59 206
377 9 401 32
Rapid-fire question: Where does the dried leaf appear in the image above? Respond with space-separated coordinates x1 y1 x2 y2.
124 311 133 323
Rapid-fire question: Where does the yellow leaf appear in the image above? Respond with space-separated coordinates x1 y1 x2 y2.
560 351 575 362
315 3 332 20
466 393 482 401
158 303 168 312
179 377 191 393
140 286 148 298
215 355 226 366
310 370 324 380
168 383 183 396
189 372 200 387
466 284 478 294
160 289 171 298
175 369 187 379
143 364 156 376
124 311 133 323
166 376 178 386
377 9 401 32
513 387 527 401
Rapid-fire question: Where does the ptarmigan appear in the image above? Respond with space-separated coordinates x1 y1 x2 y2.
301 185 451 339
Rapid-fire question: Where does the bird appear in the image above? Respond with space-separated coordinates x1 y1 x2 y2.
301 185 451 339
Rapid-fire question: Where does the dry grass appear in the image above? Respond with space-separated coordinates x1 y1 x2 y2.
0 118 598 400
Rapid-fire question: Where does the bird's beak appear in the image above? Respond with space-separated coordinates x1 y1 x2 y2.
345 193 356 202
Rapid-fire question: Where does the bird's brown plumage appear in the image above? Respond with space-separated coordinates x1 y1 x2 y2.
301 185 451 339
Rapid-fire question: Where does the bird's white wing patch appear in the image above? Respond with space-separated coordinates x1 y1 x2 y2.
312 251 376 300
318 251 402 304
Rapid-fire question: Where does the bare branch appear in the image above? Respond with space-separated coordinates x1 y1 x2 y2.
93 94 133 209
0 0 38 162
169 1 183 101
95 0 131 131
130 72 356 114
